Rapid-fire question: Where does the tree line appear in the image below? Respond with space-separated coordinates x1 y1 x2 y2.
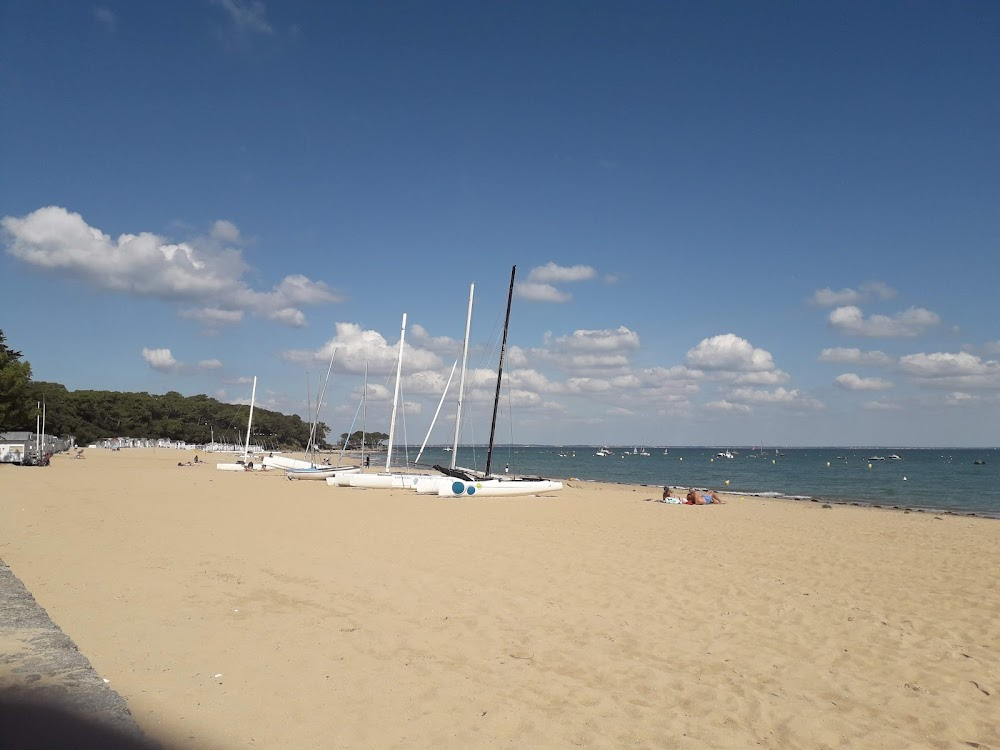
0 329 381 450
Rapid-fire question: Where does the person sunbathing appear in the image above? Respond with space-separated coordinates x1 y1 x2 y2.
686 489 725 505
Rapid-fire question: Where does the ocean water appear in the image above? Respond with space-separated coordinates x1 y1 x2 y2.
400 446 1000 517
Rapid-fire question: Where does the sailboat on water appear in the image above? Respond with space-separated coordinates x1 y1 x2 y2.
434 266 562 498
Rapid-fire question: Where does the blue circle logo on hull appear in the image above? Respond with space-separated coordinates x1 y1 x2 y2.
451 481 464 495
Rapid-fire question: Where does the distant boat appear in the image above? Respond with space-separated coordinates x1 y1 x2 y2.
888 454 902 460
716 450 735 459
595 446 614 457
662 448 669 455
867 456 886 461
974 459 986 465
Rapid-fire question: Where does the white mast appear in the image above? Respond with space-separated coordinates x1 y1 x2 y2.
451 283 474 469
36 402 41 458
243 376 257 463
385 313 406 470
414 359 458 466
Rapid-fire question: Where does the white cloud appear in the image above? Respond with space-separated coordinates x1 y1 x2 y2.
210 219 242 243
527 262 598 284
811 281 896 307
281 322 443 375
828 305 940 338
686 334 776 372
897 352 1000 388
834 373 894 391
514 282 571 302
551 326 640 353
705 400 752 413
898 352 990 378
818 347 894 367
92 6 117 32
211 0 273 34
733 370 790 385
728 387 824 411
409 324 462 356
1 207 339 328
945 392 975 405
142 348 180 372
179 307 245 327
199 359 223 370
514 262 599 302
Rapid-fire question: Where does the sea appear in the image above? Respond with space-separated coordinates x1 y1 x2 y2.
399 445 1000 518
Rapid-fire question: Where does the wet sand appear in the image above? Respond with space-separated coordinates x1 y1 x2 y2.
0 448 997 749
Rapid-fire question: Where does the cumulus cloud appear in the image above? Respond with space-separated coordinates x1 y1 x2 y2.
142 348 180 372
534 326 640 374
945 391 975 405
1 207 339 328
179 308 245 328
834 373 894 391
199 359 223 370
515 282 571 303
514 262 599 302
897 352 1000 388
705 400 752 413
528 262 597 284
727 387 824 411
818 347 894 367
211 0 273 34
409 323 463 356
828 305 940 337
280 322 444 375
686 334 776 373
811 281 896 307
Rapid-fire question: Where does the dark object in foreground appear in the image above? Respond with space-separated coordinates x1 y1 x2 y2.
0 697 163 749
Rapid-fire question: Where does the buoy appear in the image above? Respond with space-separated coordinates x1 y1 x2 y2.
710 458 714 463
903 476 907 481
826 461 830 467
679 457 683 461
868 463 873 469
772 459 776 464
725 479 730 485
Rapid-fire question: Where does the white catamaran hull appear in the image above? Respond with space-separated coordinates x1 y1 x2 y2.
263 455 316 470
347 472 434 489
437 478 564 497
286 466 360 481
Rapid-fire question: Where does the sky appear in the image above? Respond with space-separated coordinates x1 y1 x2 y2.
1 1 998 447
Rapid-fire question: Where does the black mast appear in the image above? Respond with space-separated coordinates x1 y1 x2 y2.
485 265 516 478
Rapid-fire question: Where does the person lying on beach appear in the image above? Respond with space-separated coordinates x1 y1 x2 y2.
177 461 194 467
686 489 725 505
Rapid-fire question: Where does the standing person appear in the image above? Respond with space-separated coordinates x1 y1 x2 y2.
504 463 510 475
364 455 370 468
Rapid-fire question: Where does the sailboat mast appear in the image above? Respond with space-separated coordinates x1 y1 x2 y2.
243 376 257 463
451 283 474 469
361 361 368 469
486 266 515 478
385 313 407 471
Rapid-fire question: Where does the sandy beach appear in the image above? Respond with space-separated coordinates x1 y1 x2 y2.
1 448 997 749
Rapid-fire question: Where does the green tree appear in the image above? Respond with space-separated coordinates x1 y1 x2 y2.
0 329 33 430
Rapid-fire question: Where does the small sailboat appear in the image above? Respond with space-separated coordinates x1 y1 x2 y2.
434 266 562 498
217 377 266 471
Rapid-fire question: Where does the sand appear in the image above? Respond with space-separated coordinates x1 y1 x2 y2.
0 448 997 749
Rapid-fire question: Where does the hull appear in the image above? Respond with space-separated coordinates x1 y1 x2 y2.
263 455 315 470
347 472 434 489
438 478 563 497
286 466 359 481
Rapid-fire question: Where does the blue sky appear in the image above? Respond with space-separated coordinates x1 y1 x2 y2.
1 1 998 447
